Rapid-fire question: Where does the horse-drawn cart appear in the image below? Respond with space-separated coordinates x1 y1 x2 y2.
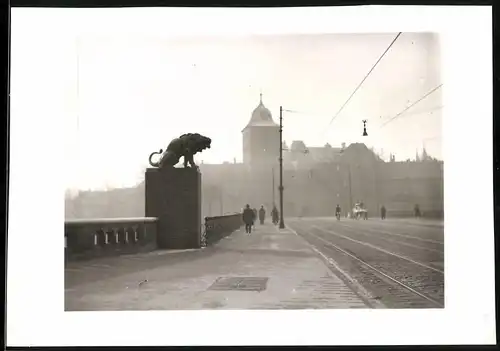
351 203 368 220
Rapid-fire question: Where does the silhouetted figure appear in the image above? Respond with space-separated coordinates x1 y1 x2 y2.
242 204 254 234
381 205 386 220
259 206 266 224
252 208 257 229
271 205 279 225
335 204 341 220
414 204 421 218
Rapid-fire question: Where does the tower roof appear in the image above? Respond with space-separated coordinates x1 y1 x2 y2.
242 94 279 132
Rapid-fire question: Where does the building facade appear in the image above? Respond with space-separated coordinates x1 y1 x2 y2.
65 95 444 220
200 95 444 219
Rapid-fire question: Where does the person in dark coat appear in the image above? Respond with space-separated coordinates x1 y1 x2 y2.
271 205 279 225
242 204 254 234
335 204 341 220
258 205 266 224
252 208 258 228
380 205 386 220
414 204 421 218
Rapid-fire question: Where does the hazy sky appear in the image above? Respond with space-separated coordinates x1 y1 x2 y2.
12 13 442 191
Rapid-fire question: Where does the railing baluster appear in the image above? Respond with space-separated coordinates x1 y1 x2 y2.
65 217 159 260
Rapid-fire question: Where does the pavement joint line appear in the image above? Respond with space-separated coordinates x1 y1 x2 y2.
312 225 444 274
334 222 444 254
286 224 384 309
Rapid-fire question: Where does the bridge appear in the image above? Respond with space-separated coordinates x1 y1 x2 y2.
65 212 444 310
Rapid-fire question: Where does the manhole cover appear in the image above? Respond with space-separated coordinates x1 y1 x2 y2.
208 277 269 292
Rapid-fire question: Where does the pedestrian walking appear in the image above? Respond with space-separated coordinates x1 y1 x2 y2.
380 205 386 220
414 204 421 218
258 205 266 225
335 204 341 220
242 204 254 234
271 205 279 225
252 208 257 229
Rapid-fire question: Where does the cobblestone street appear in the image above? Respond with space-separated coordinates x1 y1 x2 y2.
287 217 444 308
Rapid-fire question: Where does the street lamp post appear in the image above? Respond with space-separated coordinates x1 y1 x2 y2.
272 167 275 206
340 147 353 217
348 164 353 213
279 106 285 229
219 187 223 215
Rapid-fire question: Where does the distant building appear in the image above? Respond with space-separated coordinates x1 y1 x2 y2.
66 94 444 220
198 94 443 219
241 93 280 169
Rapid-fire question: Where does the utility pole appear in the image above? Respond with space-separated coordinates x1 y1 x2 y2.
279 106 285 229
348 165 353 213
272 167 275 206
75 36 82 217
219 187 223 215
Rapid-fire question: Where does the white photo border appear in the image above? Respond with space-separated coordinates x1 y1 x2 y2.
7 5 495 346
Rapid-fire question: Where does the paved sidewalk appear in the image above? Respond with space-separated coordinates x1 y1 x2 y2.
65 223 369 310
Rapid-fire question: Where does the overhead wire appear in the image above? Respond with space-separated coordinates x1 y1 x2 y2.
281 108 337 149
379 84 443 128
282 108 331 119
324 32 402 131
278 33 440 155
380 105 443 121
283 32 404 143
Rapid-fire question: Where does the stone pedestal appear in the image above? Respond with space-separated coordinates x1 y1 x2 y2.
145 167 202 249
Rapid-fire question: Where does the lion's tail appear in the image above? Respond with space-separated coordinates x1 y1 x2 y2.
149 149 163 167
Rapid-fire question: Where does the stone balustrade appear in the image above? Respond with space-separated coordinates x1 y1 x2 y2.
65 217 158 261
203 213 243 246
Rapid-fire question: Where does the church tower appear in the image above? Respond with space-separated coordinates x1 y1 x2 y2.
242 94 280 169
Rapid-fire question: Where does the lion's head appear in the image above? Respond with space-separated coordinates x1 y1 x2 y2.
181 133 211 154
193 135 211 153
200 136 211 150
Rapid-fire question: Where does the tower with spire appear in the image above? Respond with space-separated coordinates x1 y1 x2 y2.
241 93 280 169
421 147 429 161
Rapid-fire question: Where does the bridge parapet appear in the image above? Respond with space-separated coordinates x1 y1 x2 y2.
65 217 158 261
203 213 242 246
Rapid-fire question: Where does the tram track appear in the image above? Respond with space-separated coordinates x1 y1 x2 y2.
289 221 445 308
350 219 445 240
331 221 444 255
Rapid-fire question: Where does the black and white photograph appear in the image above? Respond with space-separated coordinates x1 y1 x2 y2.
63 31 445 311
6 5 495 347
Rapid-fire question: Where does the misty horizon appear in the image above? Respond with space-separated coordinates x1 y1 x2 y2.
53 32 441 190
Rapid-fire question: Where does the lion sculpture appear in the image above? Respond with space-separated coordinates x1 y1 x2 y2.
148 133 211 169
